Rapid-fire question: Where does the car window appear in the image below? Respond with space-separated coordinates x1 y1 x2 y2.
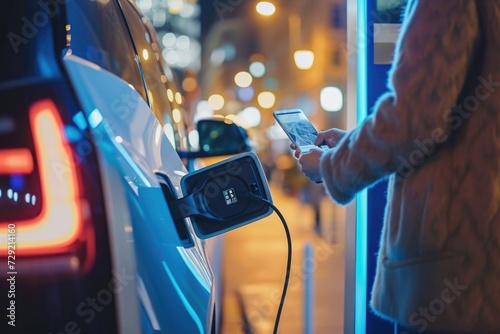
118 0 191 151
66 0 148 103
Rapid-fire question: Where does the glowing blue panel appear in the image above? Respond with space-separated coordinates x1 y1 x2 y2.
73 111 88 131
64 125 83 143
88 108 103 128
355 0 368 333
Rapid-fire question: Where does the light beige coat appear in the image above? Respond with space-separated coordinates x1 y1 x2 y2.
320 1 500 332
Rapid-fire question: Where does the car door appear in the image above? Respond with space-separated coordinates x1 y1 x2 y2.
117 3 225 332
63 1 216 333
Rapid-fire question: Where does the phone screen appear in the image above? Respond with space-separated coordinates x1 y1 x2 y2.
274 110 320 151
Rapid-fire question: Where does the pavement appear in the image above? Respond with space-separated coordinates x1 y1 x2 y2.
220 183 347 334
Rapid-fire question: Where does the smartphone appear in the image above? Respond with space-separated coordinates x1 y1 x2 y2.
273 109 327 152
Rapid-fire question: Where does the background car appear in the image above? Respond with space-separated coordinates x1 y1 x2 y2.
0 1 253 333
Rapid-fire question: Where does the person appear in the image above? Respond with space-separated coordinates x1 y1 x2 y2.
291 1 500 333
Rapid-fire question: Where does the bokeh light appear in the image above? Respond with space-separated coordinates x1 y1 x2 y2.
249 62 266 78
256 2 276 16
238 107 262 128
234 71 253 88
208 94 225 111
257 91 275 109
320 86 343 112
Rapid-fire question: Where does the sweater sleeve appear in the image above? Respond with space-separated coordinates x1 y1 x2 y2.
321 0 480 204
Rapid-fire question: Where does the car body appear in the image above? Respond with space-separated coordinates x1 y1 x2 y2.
0 1 250 333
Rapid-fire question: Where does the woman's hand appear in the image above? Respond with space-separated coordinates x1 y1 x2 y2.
314 128 347 148
297 148 324 183
290 128 347 158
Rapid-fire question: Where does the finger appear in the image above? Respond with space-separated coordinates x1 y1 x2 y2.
331 129 348 141
313 132 327 146
325 137 337 148
321 129 347 148
294 147 301 159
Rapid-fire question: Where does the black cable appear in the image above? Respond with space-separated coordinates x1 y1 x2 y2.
245 194 292 334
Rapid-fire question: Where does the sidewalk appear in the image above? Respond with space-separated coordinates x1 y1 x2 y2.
220 185 346 334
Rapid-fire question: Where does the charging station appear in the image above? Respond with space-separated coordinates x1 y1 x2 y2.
344 1 404 333
161 152 273 242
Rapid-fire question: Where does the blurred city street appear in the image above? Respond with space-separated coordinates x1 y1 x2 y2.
0 0 420 333
220 182 346 334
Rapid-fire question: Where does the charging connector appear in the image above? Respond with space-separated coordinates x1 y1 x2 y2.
176 152 273 239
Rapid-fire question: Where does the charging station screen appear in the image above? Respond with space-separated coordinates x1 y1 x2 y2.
374 0 407 64
376 0 406 23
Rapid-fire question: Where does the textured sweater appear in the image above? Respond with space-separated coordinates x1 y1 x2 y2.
320 1 500 332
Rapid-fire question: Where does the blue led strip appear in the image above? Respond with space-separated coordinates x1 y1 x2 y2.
355 0 368 333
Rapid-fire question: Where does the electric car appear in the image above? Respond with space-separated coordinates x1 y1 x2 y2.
0 1 255 333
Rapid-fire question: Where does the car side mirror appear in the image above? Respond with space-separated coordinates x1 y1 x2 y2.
177 118 251 159
164 152 273 240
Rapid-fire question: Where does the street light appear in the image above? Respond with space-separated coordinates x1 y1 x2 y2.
256 4 314 71
256 2 276 16
288 15 314 70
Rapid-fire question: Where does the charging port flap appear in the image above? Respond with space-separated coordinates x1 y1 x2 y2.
176 152 273 239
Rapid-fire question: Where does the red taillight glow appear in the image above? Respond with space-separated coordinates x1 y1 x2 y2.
0 149 34 174
0 100 92 262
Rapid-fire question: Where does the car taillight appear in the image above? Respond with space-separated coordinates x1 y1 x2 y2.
0 149 34 174
0 99 95 274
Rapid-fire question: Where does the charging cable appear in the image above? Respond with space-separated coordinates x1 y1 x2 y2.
245 194 292 334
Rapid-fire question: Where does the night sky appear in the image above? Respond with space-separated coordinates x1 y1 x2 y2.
199 0 251 43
